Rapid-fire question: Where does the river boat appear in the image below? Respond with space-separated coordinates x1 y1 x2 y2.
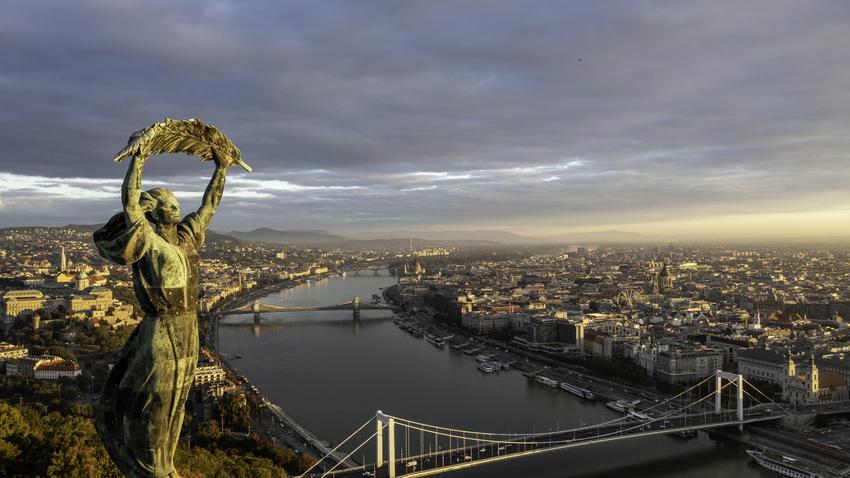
475 354 493 363
463 347 483 355
536 376 559 388
627 410 651 421
449 341 469 350
426 335 446 348
746 449 833 478
671 429 698 439
559 382 595 401
477 362 497 373
606 400 633 413
497 359 516 370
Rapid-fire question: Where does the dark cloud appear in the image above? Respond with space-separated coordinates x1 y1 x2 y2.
2 1 850 235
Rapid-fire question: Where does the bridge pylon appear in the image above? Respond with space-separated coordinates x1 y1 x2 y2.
252 299 261 324
376 411 384 469
353 296 360 319
714 370 745 430
388 415 396 478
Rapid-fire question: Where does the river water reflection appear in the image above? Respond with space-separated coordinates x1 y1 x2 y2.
219 273 770 477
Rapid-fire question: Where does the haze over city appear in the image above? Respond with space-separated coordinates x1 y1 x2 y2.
2 1 850 240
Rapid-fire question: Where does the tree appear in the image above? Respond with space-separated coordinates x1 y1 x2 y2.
0 403 29 439
216 394 250 432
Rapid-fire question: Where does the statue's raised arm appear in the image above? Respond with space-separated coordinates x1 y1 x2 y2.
94 119 248 478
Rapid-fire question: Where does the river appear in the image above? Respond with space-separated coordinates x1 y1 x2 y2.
219 272 772 477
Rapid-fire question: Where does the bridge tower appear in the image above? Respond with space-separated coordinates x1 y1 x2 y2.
714 370 744 430
376 412 384 469
353 296 360 319
253 299 261 324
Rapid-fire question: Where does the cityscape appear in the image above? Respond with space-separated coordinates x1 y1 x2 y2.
1 226 850 477
3 1 850 478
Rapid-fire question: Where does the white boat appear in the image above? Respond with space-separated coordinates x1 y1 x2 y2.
746 449 830 478
559 382 595 401
477 362 497 373
627 410 651 421
536 376 559 388
606 400 632 413
475 354 493 363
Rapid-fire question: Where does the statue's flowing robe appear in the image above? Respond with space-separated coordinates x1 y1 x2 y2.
93 212 204 478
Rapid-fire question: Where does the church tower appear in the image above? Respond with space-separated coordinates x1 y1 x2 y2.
60 246 67 272
76 270 89 291
785 352 796 377
809 353 819 394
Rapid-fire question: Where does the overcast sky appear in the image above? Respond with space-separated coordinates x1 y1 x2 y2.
2 1 850 238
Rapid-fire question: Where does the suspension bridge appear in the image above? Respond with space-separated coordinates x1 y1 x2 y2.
220 297 393 321
297 370 792 478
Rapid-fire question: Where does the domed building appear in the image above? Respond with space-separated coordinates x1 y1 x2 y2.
75 270 89 291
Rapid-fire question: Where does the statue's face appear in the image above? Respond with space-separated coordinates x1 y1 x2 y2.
154 196 181 225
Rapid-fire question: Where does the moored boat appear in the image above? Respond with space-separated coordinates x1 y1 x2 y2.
746 449 832 478
606 400 632 413
475 354 493 363
477 362 497 373
426 335 446 348
559 382 595 401
536 376 559 388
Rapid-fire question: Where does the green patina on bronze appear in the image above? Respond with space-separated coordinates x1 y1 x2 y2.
93 119 248 477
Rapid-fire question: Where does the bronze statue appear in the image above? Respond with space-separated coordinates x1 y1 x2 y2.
93 119 250 477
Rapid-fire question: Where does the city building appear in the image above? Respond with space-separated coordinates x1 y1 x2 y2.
5 355 82 380
655 345 722 384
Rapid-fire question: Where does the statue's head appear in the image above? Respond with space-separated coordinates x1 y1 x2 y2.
140 188 181 226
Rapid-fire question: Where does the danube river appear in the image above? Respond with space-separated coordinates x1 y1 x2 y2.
219 272 771 478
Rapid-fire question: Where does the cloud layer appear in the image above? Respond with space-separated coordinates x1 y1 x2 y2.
2 1 850 236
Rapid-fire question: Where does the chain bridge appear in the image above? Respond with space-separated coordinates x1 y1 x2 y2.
296 371 798 478
221 297 393 321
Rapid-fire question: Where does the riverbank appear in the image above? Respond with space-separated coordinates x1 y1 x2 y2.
204 272 355 472
383 288 850 472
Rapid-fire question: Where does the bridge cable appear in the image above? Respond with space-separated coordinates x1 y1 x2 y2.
297 414 376 478
742 378 790 414
317 423 387 478
386 373 716 439
391 380 737 450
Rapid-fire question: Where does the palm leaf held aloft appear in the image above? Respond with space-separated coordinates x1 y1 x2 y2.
113 118 252 172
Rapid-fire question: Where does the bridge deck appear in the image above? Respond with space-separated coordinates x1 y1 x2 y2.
326 412 784 478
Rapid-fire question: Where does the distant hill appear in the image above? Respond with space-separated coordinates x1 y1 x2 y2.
331 238 503 249
62 224 102 232
346 229 546 244
226 228 346 244
60 224 241 244
546 230 651 244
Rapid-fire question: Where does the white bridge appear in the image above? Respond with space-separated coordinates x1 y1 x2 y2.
298 370 792 478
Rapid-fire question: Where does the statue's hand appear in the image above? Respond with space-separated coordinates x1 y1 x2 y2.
212 150 237 170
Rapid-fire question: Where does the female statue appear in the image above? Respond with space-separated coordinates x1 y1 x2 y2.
93 119 247 477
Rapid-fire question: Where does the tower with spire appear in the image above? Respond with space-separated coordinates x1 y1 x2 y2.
809 353 819 394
